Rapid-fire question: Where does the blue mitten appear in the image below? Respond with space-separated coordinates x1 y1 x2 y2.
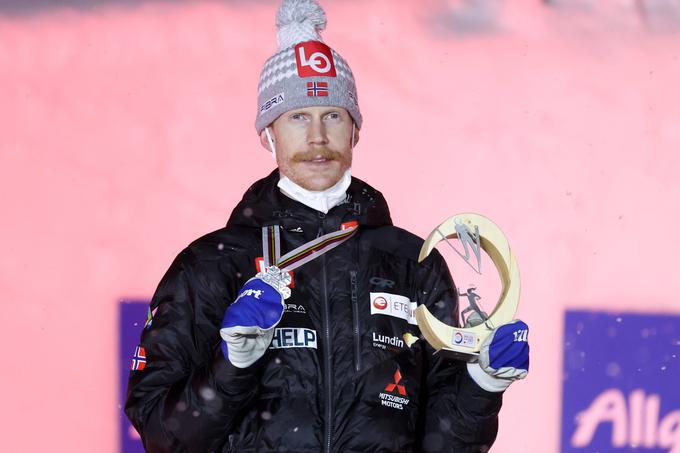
220 269 289 368
467 320 530 392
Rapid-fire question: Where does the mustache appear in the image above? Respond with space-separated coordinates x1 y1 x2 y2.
292 147 343 162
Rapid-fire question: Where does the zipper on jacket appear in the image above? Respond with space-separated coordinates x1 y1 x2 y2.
350 270 361 373
318 222 333 453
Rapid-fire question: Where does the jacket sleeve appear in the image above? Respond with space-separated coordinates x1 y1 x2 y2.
416 250 503 453
124 248 260 452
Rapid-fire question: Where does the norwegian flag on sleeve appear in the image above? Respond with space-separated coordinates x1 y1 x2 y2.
131 345 146 371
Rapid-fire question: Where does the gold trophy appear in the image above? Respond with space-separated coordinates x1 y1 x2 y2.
415 213 520 359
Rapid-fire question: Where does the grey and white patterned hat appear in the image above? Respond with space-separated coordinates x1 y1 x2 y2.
255 0 362 134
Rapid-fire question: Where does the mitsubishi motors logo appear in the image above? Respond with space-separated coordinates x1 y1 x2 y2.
385 369 407 396
295 41 337 77
379 368 410 410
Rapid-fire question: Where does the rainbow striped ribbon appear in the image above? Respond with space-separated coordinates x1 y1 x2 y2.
262 224 358 272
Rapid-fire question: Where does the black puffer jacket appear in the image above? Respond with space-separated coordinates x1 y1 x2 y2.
125 170 502 452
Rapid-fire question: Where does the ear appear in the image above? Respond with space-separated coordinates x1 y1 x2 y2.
259 128 274 152
352 125 360 148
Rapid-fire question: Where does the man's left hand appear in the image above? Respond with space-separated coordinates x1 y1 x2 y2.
466 320 530 392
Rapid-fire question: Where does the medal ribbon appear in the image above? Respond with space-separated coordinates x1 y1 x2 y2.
262 224 358 272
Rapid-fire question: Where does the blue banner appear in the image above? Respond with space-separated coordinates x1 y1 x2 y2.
119 300 149 453
561 310 680 452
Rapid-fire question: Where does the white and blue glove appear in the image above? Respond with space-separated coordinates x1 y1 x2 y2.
467 320 530 392
220 269 290 368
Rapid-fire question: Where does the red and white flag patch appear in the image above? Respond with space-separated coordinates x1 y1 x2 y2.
131 345 146 371
307 81 329 97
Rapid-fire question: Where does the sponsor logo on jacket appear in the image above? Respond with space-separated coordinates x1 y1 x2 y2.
372 332 404 350
284 303 306 314
270 327 317 349
370 277 395 290
379 368 410 411
370 292 417 325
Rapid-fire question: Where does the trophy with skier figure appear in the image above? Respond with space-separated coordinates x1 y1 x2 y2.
415 213 521 360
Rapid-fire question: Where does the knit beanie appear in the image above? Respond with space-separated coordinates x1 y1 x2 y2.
255 0 362 134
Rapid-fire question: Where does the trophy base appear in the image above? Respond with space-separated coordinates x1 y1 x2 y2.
435 348 480 363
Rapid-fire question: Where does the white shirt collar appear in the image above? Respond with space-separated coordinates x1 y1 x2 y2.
277 170 351 214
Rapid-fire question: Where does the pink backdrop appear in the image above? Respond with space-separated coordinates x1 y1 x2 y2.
1 0 679 451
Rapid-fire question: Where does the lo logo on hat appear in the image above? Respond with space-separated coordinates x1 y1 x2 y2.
295 42 337 78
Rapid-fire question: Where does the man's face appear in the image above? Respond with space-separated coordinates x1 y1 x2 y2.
261 106 358 191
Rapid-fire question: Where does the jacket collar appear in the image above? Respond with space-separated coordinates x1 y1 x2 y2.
226 169 393 231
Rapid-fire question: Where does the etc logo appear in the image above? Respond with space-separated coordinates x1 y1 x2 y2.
295 42 337 77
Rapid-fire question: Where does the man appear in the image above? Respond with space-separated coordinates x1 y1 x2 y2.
125 1 529 451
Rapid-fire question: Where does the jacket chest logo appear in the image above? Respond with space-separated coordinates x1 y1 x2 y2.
371 331 419 350
284 303 306 314
370 292 418 325
269 327 317 349
379 368 411 411
370 276 395 290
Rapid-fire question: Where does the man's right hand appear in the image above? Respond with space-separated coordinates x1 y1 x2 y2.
220 275 285 368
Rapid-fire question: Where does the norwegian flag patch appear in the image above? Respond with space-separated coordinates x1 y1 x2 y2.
131 345 146 371
307 81 329 97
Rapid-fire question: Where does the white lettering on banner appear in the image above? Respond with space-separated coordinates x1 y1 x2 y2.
370 292 417 325
269 328 317 349
571 388 680 451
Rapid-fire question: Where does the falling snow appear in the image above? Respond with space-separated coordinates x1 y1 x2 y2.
605 362 621 377
200 387 216 401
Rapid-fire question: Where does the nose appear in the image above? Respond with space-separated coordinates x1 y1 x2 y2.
307 116 328 146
